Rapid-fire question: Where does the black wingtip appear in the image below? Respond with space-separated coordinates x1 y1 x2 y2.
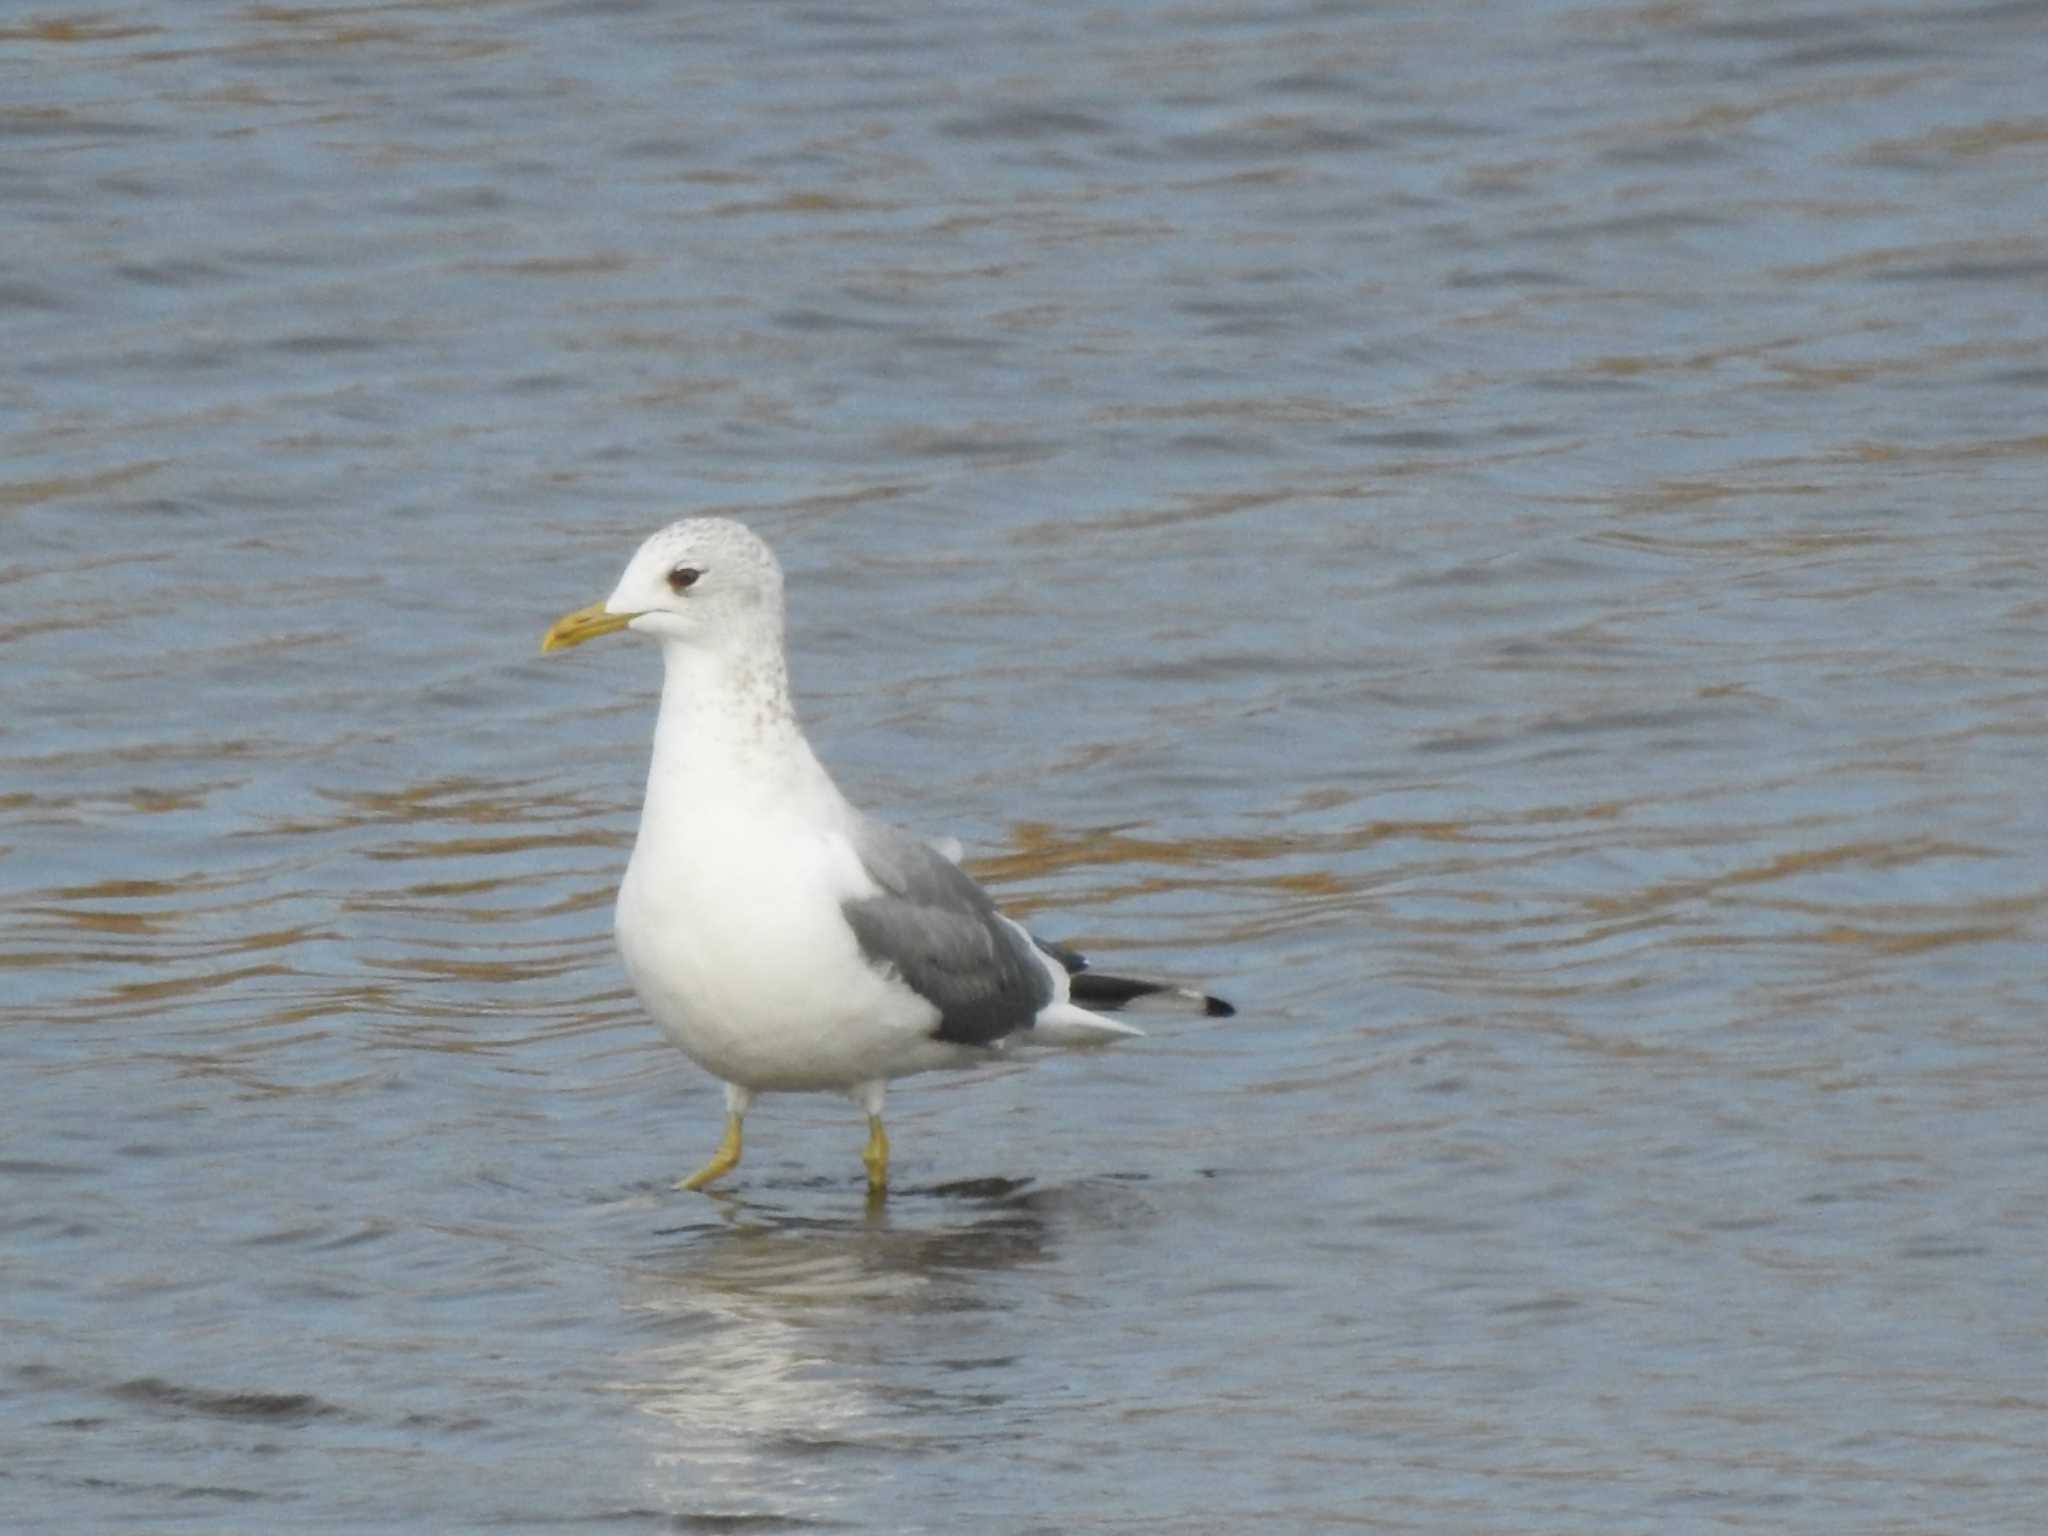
1066 971 1237 1018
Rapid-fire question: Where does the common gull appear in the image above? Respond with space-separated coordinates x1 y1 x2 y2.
541 518 1230 1196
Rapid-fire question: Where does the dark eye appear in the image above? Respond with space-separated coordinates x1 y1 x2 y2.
667 565 701 594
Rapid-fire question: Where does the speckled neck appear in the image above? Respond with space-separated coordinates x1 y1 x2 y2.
636 629 840 843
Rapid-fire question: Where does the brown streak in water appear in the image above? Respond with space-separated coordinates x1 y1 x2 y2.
1040 486 1329 538
361 876 508 899
1679 924 2023 955
465 254 633 277
346 886 617 920
967 806 1646 928
968 816 1526 885
1844 433 2048 464
18 908 178 936
13 742 267 774
364 831 625 861
1614 478 1829 514
1580 66 1923 134
1764 338 2045 391
0 462 167 511
710 192 894 217
1748 891 2044 925
46 878 204 900
331 778 607 820
1581 837 1993 918
263 987 396 1026
0 19 159 41
133 789 209 814
1097 396 1382 426
0 613 124 648
376 955 592 983
1597 526 1895 554
623 380 739 409
108 963 294 1003
258 779 626 839
1775 238 2047 284
1864 116 2048 160
686 482 927 525
1 950 134 971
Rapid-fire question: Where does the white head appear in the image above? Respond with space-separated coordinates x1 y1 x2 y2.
541 518 785 657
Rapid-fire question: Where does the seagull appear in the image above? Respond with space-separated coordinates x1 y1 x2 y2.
540 518 1231 1197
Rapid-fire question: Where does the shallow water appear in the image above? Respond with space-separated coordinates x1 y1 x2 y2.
6 1 2048 1530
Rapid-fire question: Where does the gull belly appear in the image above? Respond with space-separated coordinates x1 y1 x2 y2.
614 811 963 1093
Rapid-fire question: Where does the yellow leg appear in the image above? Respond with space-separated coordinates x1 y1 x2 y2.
677 1112 742 1191
862 1114 889 1195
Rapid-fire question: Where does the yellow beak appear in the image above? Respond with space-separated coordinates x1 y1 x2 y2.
540 600 635 654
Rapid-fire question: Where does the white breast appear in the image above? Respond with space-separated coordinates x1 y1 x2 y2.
614 810 950 1092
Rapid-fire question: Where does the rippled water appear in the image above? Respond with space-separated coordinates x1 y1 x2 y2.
7 1 2048 1530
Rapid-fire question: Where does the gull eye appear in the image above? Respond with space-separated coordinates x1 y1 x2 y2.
667 565 702 594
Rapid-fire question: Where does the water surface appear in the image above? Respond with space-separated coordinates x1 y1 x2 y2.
5 1 2047 1530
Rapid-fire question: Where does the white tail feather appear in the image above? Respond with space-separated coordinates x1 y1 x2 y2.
1029 1002 1145 1046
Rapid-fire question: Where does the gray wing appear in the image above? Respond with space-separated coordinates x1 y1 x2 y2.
842 819 1054 1047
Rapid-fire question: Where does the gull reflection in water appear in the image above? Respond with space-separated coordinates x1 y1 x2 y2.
606 1176 1062 1526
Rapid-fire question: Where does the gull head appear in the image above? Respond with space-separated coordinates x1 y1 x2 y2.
541 517 785 655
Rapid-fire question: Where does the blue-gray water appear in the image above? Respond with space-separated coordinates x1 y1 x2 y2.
6 1 2047 1530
